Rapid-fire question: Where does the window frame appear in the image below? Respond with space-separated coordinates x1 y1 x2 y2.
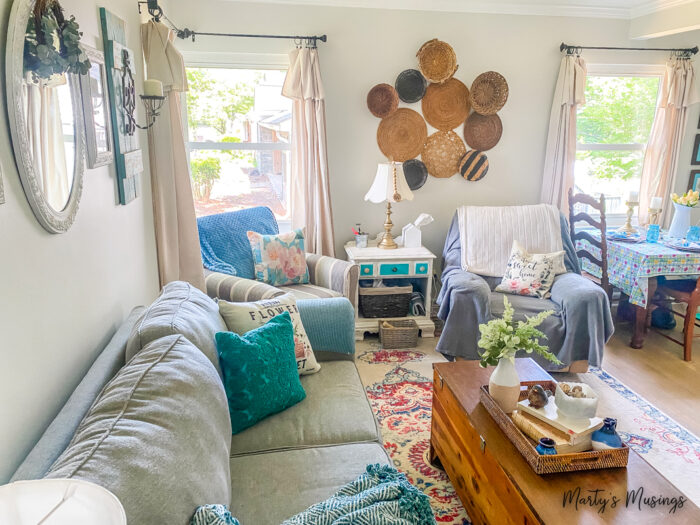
575 64 664 226
182 52 293 228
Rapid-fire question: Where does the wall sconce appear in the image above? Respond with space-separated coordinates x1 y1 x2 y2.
121 50 165 135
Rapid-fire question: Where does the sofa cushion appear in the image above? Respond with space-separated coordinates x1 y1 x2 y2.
126 281 227 375
229 443 390 525
45 335 232 525
229 360 381 456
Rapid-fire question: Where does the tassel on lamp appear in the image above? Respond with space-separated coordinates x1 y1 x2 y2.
364 162 414 249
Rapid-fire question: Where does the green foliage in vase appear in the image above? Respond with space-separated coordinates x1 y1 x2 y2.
24 2 91 82
190 155 222 201
477 296 562 368
576 76 659 181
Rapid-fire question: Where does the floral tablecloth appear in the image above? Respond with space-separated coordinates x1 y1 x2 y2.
578 239 700 307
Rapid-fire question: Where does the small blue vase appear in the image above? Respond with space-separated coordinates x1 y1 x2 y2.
591 417 623 450
688 226 700 242
646 224 660 243
535 437 557 455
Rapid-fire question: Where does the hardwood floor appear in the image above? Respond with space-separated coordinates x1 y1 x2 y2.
602 319 700 436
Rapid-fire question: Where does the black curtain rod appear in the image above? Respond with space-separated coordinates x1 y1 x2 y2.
561 42 698 56
137 1 326 45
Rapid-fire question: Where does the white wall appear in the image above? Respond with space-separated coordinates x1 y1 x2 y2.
0 0 159 481
170 0 700 259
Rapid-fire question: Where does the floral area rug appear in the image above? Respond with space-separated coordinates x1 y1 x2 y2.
355 338 700 523
355 339 471 524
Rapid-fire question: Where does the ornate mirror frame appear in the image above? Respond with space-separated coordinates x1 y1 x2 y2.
6 0 86 233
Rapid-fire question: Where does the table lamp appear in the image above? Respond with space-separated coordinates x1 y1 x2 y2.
0 479 126 524
365 162 414 249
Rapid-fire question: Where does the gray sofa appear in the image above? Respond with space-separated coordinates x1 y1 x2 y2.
10 282 389 524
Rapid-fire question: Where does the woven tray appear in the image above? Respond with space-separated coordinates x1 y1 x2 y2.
480 381 629 475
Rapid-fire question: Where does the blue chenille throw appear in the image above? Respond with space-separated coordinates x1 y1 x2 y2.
190 465 436 525
197 207 279 278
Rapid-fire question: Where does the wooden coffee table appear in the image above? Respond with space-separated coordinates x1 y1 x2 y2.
430 358 700 524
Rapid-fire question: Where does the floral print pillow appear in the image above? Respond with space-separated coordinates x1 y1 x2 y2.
247 229 310 286
495 241 564 298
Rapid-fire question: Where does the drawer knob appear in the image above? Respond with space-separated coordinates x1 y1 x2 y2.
363 268 370 274
392 267 398 272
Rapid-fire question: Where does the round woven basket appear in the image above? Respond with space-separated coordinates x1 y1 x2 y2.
416 39 458 84
422 78 470 131
402 159 429 190
463 113 502 151
422 130 466 178
395 69 427 104
367 83 399 118
470 71 509 115
377 108 428 162
459 150 489 182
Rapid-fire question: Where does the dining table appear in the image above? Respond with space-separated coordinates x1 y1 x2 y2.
578 234 700 348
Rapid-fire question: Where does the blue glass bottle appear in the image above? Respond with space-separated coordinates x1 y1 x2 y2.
591 417 623 450
646 224 660 243
535 437 557 455
687 226 700 243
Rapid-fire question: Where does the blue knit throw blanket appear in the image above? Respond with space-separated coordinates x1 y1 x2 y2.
190 464 436 525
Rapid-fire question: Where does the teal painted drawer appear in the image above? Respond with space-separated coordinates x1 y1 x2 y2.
360 264 374 276
415 262 429 275
379 263 409 276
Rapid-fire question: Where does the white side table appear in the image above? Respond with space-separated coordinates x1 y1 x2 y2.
345 241 436 341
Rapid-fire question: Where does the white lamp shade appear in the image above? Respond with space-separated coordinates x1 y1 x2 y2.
364 162 415 204
0 479 126 525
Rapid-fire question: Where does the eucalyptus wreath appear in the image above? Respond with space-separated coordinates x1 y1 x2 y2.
24 0 90 82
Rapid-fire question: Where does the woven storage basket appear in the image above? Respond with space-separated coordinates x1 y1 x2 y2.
480 381 629 475
470 71 509 115
359 286 412 318
422 130 466 178
379 319 419 349
377 108 427 162
416 39 458 84
463 113 502 151
422 78 470 131
367 83 399 118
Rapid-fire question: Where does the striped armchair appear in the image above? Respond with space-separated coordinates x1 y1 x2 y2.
198 207 359 308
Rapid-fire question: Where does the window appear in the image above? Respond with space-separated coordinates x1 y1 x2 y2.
575 67 662 220
184 67 291 223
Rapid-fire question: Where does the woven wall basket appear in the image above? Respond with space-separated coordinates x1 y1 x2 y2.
422 130 466 178
421 78 470 131
395 69 427 103
463 113 502 151
377 108 428 162
470 71 509 115
367 83 399 118
459 150 489 181
416 39 458 84
402 159 429 190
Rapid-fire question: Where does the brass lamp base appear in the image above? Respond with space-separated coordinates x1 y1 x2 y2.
378 201 398 249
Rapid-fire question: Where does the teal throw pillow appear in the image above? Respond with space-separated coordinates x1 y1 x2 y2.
215 312 306 434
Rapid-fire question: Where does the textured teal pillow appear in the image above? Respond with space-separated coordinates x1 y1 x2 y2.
215 312 306 434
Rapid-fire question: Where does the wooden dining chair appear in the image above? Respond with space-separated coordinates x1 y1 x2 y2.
568 188 613 301
652 277 700 361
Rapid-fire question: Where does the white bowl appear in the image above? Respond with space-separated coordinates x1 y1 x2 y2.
555 382 598 419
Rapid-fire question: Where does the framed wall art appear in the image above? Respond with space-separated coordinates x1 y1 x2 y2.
79 44 114 168
692 134 700 166
689 170 700 192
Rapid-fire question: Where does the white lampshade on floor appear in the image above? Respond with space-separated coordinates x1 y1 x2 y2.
364 162 414 204
0 479 126 525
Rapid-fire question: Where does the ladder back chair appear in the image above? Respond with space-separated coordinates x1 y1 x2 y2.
652 277 700 361
568 188 612 301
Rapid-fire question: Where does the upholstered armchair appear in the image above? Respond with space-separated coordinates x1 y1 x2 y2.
197 207 359 308
436 205 614 372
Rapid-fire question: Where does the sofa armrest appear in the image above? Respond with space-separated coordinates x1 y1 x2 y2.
305 254 359 310
297 297 355 361
204 270 284 303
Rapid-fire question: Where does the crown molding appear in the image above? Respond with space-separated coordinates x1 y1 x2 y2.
228 0 632 19
631 0 698 18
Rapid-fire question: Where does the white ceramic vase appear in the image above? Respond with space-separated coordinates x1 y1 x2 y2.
668 202 692 238
489 358 520 414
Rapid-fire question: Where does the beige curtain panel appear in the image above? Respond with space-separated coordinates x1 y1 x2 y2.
639 58 699 226
282 47 336 257
540 54 587 211
141 21 205 291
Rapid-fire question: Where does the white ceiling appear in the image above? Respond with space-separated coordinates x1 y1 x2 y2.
230 0 697 19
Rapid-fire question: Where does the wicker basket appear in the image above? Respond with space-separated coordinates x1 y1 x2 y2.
359 286 412 318
379 319 419 349
480 381 629 475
